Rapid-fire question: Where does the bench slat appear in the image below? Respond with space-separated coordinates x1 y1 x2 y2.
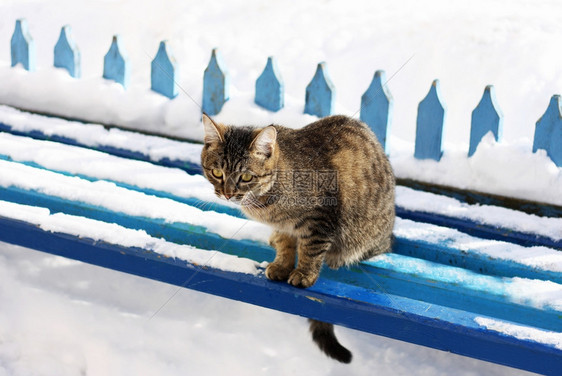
1 157 560 284
1 172 561 332
1 119 559 250
0 212 560 376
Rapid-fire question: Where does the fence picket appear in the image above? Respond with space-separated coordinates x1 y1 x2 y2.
534 95 562 167
255 56 284 112
103 35 130 88
151 41 179 99
304 62 335 117
469 85 503 156
54 25 81 78
415 80 446 161
360 70 393 152
10 19 35 71
202 48 230 115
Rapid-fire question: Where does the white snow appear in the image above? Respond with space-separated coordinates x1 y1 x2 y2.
0 159 270 243
369 253 562 312
0 130 227 207
394 218 562 273
0 105 203 164
396 185 562 241
475 317 562 351
391 133 562 206
0 200 263 275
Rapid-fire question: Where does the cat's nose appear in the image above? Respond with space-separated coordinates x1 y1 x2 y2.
224 192 233 200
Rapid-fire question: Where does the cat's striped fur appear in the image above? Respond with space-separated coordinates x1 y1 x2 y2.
201 114 395 363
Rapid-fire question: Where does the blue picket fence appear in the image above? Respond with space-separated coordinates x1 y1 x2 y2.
8 19 562 167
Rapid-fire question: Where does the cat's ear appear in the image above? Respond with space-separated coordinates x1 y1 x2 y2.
251 126 277 158
202 113 225 145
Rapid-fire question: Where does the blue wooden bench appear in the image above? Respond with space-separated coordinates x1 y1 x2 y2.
0 109 560 375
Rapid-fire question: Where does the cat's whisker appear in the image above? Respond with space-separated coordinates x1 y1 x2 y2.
191 198 209 211
243 192 268 211
202 202 214 212
197 200 215 213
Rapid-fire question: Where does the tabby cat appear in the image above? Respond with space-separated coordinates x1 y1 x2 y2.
200 114 395 363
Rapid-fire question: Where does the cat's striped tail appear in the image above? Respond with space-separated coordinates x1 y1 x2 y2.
309 319 352 363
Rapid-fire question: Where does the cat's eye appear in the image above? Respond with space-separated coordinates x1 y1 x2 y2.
211 168 223 179
240 173 253 182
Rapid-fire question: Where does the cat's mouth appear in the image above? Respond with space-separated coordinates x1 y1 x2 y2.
219 193 245 205
226 196 243 204
216 189 264 209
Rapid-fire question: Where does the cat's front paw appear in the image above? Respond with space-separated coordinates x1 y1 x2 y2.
265 262 293 281
287 269 319 288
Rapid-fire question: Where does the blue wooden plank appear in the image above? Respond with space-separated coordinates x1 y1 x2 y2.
356 256 561 332
0 185 273 263
397 178 562 218
0 215 560 376
395 206 561 251
0 152 235 218
1 120 559 252
10 19 35 71
415 80 446 161
0 121 202 175
202 48 230 115
392 231 562 282
53 25 81 78
3 148 558 255
469 85 503 156
103 35 130 88
533 95 562 167
1 182 560 332
151 41 179 99
3 156 559 283
360 70 393 152
2 146 558 254
304 62 335 118
255 56 284 112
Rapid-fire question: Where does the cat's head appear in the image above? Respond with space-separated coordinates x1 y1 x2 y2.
200 114 278 205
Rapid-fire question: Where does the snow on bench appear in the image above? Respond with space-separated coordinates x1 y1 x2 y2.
0 109 561 375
